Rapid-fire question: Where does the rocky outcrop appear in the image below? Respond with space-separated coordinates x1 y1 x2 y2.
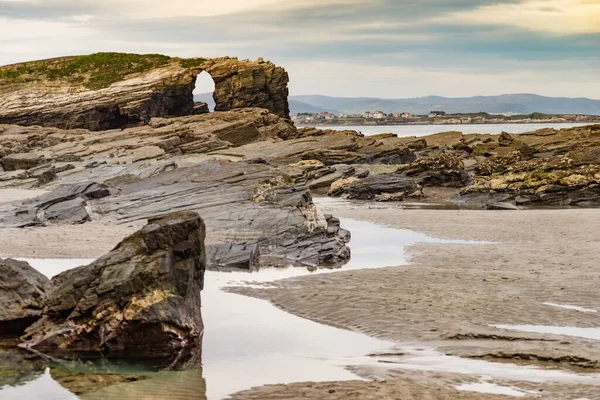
283 125 600 207
0 259 54 336
203 57 290 119
0 110 350 270
345 174 421 201
0 53 290 131
22 211 205 366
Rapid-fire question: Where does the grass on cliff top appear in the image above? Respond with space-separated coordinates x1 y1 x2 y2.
0 52 207 90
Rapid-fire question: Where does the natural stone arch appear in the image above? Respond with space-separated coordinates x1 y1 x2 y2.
200 57 290 119
0 53 291 131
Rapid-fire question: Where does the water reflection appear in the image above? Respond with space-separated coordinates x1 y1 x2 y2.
1 218 485 399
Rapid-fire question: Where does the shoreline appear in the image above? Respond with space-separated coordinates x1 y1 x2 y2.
295 120 600 128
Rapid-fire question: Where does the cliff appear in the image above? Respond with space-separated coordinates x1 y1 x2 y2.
0 53 290 130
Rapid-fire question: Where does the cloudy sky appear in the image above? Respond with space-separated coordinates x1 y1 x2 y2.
1 0 599 98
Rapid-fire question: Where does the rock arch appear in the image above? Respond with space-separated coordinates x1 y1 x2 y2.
0 54 290 131
200 57 290 119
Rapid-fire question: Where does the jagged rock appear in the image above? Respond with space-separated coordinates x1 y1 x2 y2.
0 259 54 336
22 211 206 366
328 177 359 196
90 161 351 270
0 53 291 131
401 152 470 187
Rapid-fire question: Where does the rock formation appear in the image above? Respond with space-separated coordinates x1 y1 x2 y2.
22 211 205 366
0 259 54 336
0 53 290 131
0 109 350 270
203 57 290 119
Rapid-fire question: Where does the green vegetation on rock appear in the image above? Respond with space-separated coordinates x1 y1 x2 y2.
178 57 207 69
0 52 207 90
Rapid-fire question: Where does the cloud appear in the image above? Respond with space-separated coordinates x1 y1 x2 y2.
0 0 598 97
440 0 600 34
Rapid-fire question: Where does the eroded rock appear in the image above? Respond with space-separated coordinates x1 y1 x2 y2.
0 54 291 131
22 211 206 366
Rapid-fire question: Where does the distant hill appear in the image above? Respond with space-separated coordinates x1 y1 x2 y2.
288 94 600 116
289 100 340 115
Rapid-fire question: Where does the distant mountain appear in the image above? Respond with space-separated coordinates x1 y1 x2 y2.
288 94 600 116
289 100 340 115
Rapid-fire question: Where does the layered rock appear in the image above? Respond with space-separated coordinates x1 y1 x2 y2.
0 110 350 270
22 211 205 366
203 57 290 119
0 53 291 131
0 259 54 336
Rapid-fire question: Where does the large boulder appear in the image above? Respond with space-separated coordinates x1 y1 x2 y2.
0 259 54 336
22 211 206 366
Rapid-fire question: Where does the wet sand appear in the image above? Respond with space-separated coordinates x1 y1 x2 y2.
229 199 600 398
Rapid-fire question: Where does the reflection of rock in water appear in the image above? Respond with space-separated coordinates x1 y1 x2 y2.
82 368 207 400
0 340 46 387
50 367 149 396
0 339 206 400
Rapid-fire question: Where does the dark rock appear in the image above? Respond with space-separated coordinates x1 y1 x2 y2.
22 211 206 367
1 182 112 227
207 243 261 271
0 259 53 336
347 174 421 201
193 102 210 115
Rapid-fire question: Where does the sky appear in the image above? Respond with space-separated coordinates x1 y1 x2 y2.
1 0 599 98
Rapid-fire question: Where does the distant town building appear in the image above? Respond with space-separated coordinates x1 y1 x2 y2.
364 111 372 118
372 110 387 119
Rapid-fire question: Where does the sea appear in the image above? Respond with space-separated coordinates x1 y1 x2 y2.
299 122 593 137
